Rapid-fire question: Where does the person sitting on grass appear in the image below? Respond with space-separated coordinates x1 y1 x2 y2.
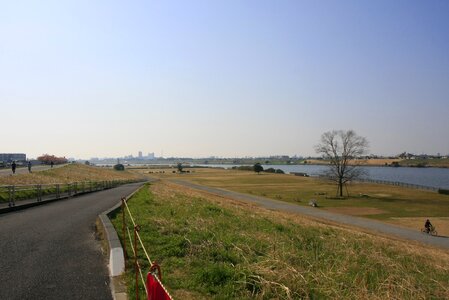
424 219 433 233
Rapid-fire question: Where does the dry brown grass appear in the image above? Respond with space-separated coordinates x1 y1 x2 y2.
0 163 141 185
164 181 449 261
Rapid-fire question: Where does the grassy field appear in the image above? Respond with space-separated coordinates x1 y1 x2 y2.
132 167 449 236
0 163 141 185
111 182 449 299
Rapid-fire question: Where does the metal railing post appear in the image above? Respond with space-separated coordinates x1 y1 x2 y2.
36 184 42 202
134 224 141 300
8 186 15 207
122 197 127 263
56 184 60 199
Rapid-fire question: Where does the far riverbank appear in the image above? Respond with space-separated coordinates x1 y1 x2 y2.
191 164 449 190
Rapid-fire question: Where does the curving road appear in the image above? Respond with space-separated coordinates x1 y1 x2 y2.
0 182 143 300
170 179 449 250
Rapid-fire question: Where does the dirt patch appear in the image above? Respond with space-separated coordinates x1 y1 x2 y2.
372 193 392 198
387 217 449 237
325 207 387 216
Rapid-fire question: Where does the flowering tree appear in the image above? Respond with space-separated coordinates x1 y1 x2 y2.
37 154 68 165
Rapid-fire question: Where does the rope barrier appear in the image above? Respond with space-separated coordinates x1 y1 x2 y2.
138 260 148 295
123 199 154 265
122 195 174 300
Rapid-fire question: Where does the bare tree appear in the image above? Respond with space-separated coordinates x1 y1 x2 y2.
315 130 369 197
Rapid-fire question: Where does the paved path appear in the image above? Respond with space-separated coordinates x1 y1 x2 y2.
0 164 65 177
0 182 144 300
170 179 449 250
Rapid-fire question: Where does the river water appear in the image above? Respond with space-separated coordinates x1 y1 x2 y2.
195 164 449 190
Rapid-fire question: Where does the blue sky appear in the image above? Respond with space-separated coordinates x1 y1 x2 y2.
1 0 448 159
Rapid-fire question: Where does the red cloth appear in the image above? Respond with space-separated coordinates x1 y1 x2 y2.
146 273 171 300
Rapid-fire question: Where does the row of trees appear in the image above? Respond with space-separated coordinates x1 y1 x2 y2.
37 154 68 165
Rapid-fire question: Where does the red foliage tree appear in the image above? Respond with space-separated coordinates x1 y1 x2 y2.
37 154 68 165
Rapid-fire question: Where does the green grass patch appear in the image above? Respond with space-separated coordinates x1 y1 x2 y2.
111 183 449 299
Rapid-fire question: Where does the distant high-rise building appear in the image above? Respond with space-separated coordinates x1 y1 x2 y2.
138 151 143 158
147 152 155 159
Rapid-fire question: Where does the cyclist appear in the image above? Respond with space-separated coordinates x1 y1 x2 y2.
424 219 433 234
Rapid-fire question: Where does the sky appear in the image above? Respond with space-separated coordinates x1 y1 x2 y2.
1 0 448 159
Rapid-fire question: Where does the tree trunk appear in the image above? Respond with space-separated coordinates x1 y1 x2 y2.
339 179 343 197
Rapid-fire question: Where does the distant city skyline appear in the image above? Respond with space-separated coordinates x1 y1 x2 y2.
85 150 447 161
1 1 448 159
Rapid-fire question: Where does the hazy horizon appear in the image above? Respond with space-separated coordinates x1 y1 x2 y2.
2 1 448 159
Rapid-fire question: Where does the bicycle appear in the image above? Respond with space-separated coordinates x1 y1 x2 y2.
421 225 438 236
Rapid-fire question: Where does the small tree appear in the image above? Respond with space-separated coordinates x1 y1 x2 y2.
114 164 125 171
177 163 183 173
253 163 264 174
315 130 369 197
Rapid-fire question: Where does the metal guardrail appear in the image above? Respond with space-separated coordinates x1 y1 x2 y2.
0 180 141 207
354 178 439 192
317 175 440 192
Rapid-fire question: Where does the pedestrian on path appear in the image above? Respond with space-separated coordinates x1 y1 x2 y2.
11 161 16 174
50 161 54 168
28 161 32 173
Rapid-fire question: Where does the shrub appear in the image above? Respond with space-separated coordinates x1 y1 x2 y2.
275 169 285 174
438 189 449 195
232 166 254 171
113 164 125 171
253 163 264 174
264 168 276 173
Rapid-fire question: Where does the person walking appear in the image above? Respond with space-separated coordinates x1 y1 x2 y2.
28 161 32 173
50 161 54 168
11 161 16 174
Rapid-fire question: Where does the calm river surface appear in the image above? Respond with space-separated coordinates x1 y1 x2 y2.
195 164 449 190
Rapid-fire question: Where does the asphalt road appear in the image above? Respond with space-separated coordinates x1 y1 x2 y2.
170 179 449 250
0 182 144 300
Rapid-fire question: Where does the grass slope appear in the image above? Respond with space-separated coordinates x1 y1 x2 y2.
111 182 449 299
0 163 141 185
